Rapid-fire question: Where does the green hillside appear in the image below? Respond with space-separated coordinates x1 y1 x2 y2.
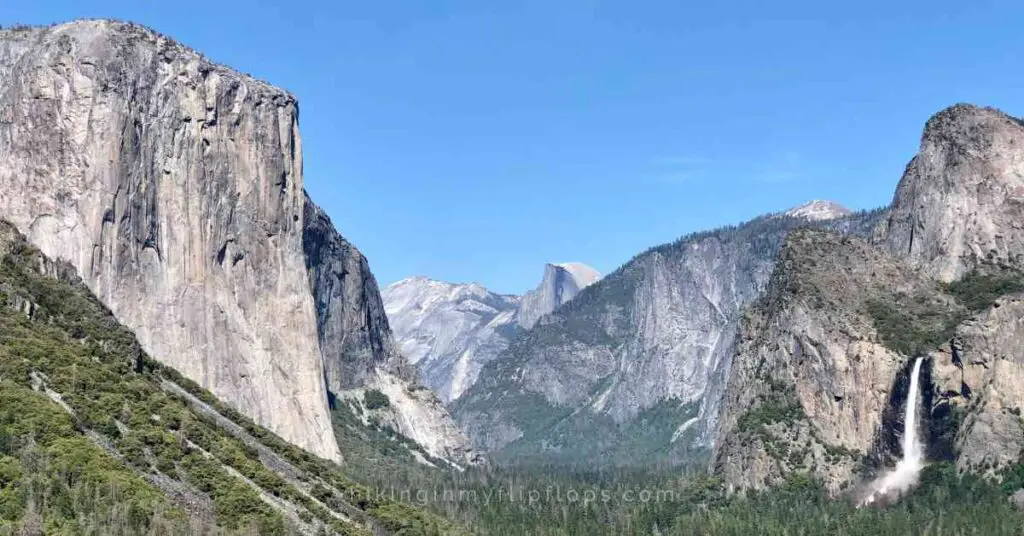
0 222 464 536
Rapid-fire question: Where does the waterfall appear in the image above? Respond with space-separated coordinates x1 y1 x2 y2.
902 357 925 466
859 357 925 506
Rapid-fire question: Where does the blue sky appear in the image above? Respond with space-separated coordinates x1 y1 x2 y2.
6 1 1024 294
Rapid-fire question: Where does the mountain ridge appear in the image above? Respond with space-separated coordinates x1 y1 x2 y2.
0 18 474 468
383 262 600 402
712 103 1024 493
452 203 885 465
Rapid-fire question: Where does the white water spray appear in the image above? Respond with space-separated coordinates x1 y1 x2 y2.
859 357 925 507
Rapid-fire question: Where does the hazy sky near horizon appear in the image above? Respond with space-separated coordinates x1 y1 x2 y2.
6 1 1024 293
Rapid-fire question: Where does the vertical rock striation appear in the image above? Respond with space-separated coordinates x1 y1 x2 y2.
713 104 1024 492
0 20 344 459
454 205 881 464
303 196 478 465
382 262 600 403
516 263 601 329
928 295 1024 474
303 195 415 391
881 104 1024 281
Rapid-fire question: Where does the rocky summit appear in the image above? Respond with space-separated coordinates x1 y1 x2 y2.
880 104 1024 282
0 20 474 467
712 104 1024 492
5 9 1024 536
383 262 600 403
516 262 602 329
784 200 854 221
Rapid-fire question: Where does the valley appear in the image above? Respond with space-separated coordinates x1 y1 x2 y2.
1 15 1024 536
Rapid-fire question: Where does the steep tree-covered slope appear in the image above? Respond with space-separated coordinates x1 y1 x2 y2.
0 221 466 535
0 19 474 468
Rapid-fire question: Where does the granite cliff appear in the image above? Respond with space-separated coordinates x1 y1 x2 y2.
453 202 882 465
0 219 464 534
0 20 474 467
383 262 600 403
712 104 1024 492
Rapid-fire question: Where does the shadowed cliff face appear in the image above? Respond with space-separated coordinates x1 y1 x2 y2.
303 195 480 466
928 294 1024 474
919 357 960 464
870 359 915 470
0 21 340 460
303 194 415 391
0 20 478 467
869 358 957 471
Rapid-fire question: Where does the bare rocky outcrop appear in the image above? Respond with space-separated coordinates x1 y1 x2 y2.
382 262 600 404
881 104 1024 282
0 20 478 467
383 276 521 402
929 295 1024 474
710 230 943 492
713 104 1024 492
304 196 479 465
785 200 853 221
515 263 601 329
0 20 340 461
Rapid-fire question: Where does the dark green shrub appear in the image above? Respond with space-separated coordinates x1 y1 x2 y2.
363 389 391 410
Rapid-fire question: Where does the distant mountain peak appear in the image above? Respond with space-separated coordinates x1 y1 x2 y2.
549 262 601 288
784 200 852 221
517 263 601 329
383 262 599 401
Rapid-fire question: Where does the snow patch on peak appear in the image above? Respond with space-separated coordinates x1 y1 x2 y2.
784 200 852 221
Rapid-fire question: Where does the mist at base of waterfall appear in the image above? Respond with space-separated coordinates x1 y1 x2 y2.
856 456 926 507
857 357 926 508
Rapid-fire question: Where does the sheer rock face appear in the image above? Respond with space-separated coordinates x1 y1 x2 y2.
304 196 415 390
710 231 935 492
0 21 342 460
713 104 1024 492
454 228 786 455
455 209 880 461
515 263 601 329
929 295 1024 474
303 198 478 465
881 104 1024 282
877 106 1024 476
